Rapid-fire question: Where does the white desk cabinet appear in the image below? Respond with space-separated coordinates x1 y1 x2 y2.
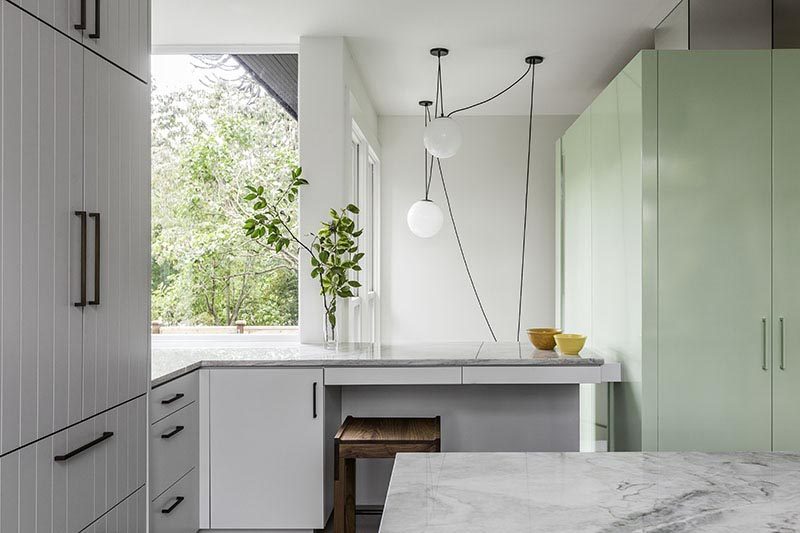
209 368 328 530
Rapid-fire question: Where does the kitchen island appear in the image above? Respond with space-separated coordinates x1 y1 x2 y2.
380 451 800 532
150 342 621 530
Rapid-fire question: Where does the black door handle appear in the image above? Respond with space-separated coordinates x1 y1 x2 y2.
161 426 185 439
74 0 87 29
88 213 100 305
161 496 184 514
88 0 100 39
54 431 113 461
74 211 88 307
161 393 184 405
312 382 318 419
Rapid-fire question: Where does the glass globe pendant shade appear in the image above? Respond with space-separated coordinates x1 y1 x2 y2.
407 199 444 238
423 117 462 159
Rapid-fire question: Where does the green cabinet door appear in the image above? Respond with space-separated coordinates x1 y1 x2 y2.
657 51 773 451
562 111 592 337
772 50 800 451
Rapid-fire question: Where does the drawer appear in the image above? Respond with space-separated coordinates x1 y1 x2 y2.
82 485 147 533
324 366 462 385
462 366 602 384
150 402 199 500
151 469 199 533
151 371 198 423
64 396 147 533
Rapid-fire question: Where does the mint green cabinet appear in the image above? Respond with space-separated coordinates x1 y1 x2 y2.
772 51 800 452
657 51 773 451
559 50 799 452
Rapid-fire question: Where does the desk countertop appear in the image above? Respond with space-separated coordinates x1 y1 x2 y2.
151 341 606 386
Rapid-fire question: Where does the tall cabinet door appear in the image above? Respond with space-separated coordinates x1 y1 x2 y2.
7 0 84 41
561 111 592 337
657 51 773 451
82 51 149 420
1 1 85 456
82 0 149 80
772 50 800 452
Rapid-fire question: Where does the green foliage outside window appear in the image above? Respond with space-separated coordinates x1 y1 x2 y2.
151 57 299 326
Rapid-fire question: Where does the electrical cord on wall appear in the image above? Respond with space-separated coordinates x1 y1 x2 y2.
516 62 537 341
436 157 498 342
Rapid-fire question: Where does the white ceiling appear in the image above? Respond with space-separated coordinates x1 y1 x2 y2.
153 0 679 115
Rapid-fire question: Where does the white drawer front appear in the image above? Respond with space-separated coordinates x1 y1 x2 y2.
324 366 461 385
462 366 602 384
151 371 198 424
1 397 145 533
150 402 198 500
82 485 147 533
64 396 147 533
151 469 199 533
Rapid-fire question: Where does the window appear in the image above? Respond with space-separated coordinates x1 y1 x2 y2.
150 55 299 339
347 122 380 343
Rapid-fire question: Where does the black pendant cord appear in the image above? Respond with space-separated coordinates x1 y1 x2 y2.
515 63 537 341
423 103 432 199
447 64 531 117
435 157 498 342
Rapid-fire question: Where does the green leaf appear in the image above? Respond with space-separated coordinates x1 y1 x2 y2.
244 193 258 201
292 166 302 178
353 252 365 262
345 204 360 214
348 280 361 288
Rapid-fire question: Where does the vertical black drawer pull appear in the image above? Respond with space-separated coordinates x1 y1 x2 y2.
74 211 88 307
161 393 184 405
161 426 185 439
89 213 100 305
88 0 100 38
75 0 87 29
54 431 113 461
312 382 318 419
161 496 184 514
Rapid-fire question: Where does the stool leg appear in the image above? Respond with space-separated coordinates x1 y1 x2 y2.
334 457 356 533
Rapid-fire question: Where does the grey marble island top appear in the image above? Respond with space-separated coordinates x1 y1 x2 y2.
151 341 606 386
380 452 800 532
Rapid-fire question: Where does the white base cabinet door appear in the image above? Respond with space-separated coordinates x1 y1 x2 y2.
209 368 326 529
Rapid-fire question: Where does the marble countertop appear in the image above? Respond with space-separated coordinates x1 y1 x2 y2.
151 341 605 386
380 451 800 532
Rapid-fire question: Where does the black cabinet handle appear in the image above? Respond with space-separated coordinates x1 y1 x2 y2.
161 496 184 514
161 393 184 405
74 0 86 30
54 431 113 461
89 213 100 305
161 426 185 439
312 382 318 419
88 0 100 39
74 211 88 307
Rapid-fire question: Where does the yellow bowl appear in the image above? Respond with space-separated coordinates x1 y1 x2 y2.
526 327 562 351
554 334 587 356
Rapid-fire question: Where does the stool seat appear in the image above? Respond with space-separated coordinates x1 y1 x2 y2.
333 416 441 533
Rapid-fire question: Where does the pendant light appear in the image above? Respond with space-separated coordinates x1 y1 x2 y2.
407 100 444 238
409 47 544 342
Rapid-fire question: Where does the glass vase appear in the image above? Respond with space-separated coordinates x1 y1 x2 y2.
323 311 338 350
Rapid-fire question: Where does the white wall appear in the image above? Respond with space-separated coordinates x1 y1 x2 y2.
380 115 576 342
298 37 380 343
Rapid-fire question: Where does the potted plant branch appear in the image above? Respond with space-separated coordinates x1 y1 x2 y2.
243 167 364 348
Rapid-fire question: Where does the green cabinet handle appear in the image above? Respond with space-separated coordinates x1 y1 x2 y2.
762 318 768 371
780 317 786 370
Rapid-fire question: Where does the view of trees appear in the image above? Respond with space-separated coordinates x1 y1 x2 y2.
151 55 299 326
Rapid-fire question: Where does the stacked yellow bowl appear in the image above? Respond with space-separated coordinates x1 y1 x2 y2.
554 334 587 356
526 328 562 351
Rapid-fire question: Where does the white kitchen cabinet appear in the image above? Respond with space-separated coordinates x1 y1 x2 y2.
6 0 84 41
83 485 147 533
82 49 150 420
81 0 149 80
150 401 198 500
151 469 199 533
0 397 145 533
0 0 85 456
209 368 328 530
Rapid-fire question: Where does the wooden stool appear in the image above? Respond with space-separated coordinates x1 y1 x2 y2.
333 416 441 533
